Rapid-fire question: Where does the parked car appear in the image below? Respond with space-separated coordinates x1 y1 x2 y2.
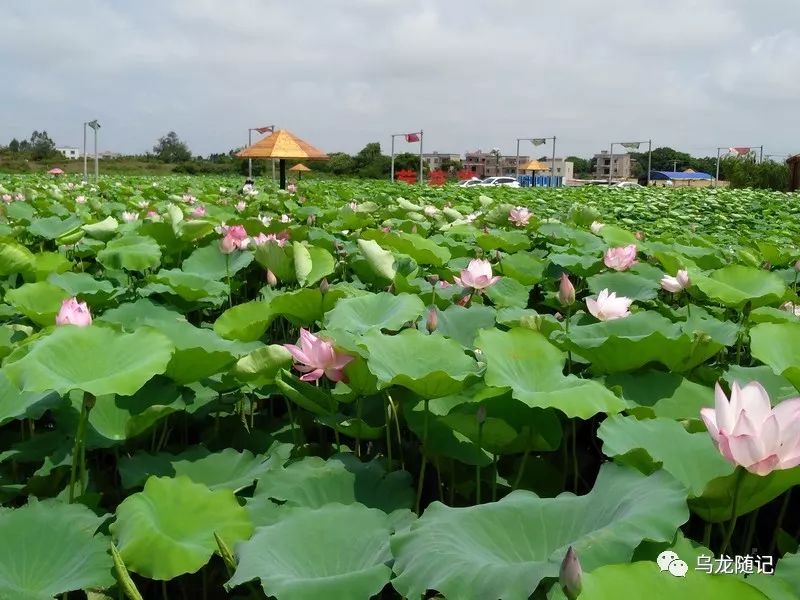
611 181 643 189
478 176 521 188
457 177 482 187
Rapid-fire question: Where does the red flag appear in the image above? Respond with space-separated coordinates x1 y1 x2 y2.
255 126 274 134
405 133 420 143
728 147 750 156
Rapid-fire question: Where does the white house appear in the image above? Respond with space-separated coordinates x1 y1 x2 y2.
56 147 80 159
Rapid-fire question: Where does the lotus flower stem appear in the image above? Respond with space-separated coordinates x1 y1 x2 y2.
491 454 498 501
284 397 298 446
476 422 484 504
743 507 759 554
384 395 393 466
736 303 751 365
386 393 405 470
225 254 232 308
769 489 792 555
415 399 430 514
512 429 532 490
572 420 579 493
720 467 746 555
68 392 93 503
703 522 712 548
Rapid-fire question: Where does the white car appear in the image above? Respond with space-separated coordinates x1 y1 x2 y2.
611 181 643 189
457 177 482 187
478 176 521 188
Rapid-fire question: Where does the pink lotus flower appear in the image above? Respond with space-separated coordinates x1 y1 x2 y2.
235 201 247 212
1 194 11 203
75 195 86 204
14 193 24 201
287 183 297 194
590 221 604 234
454 259 500 290
701 381 800 476
266 269 278 286
780 301 800 317
558 273 575 306
349 201 358 210
661 269 690 293
183 194 196 204
192 205 207 218
121 211 138 222
146 210 159 220
280 214 291 223
137 200 149 209
55 297 92 327
219 225 249 254
586 288 633 321
603 245 637 271
508 206 531 227
283 329 353 382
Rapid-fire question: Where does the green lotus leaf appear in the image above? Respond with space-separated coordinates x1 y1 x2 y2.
483 276 529 308
548 251 603 277
390 464 689 600
562 311 727 373
476 328 625 419
227 504 392 600
233 343 293 386
253 454 413 513
28 215 82 240
0 500 114 599
275 370 338 415
723 365 798 402
4 325 174 396
5 281 70 327
604 371 714 419
775 551 800 592
47 271 120 305
749 306 800 325
214 300 275 341
0 238 35 276
148 268 228 303
691 264 786 309
359 329 479 398
428 304 496 347
357 238 396 281
96 234 161 272
548 561 770 600
111 475 253 580
119 446 285 492
254 241 295 282
750 322 800 391
500 252 546 286
300 244 335 286
324 292 425 334
587 270 661 301
182 242 253 280
598 414 734 496
26 251 72 282
87 377 186 444
476 228 530 252
81 216 119 240
361 230 451 266
0 371 62 426
269 287 350 326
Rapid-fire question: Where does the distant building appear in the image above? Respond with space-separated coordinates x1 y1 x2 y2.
788 155 800 192
98 151 122 160
593 150 634 179
56 147 80 159
537 158 574 181
648 170 713 187
464 150 530 178
422 152 461 172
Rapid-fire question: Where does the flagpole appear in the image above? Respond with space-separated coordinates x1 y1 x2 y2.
647 139 652 186
390 134 396 182
418 130 424 186
550 136 556 188
760 145 763 163
608 143 614 185
82 122 88 182
715 147 722 187
515 139 520 179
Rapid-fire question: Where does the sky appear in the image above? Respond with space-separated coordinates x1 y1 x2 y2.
2 0 799 160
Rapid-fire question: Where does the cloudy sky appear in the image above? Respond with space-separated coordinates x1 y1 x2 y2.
2 0 798 159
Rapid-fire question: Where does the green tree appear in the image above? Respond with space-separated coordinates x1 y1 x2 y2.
354 142 390 179
8 138 20 153
440 157 462 173
29 130 57 160
394 152 420 171
152 131 191 163
567 156 591 177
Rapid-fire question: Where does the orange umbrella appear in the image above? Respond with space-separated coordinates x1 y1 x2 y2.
289 163 311 180
237 130 327 189
48 167 64 175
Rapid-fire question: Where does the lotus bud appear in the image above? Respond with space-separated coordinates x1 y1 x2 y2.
559 546 583 600
411 225 418 234
795 260 800 272
320 278 330 295
555 312 564 321
427 274 440 285
634 230 644 240
558 273 576 306
266 269 278 287
476 405 487 425
426 307 438 333
306 215 315 226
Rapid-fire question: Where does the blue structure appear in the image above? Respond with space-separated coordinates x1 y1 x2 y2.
518 174 563 187
648 170 713 181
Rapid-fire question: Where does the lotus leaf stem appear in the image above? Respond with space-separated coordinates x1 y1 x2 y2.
720 467 746 555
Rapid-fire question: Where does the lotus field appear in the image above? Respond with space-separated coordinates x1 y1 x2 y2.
2 174 800 599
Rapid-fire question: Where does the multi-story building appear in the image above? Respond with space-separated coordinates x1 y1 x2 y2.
464 150 530 178
56 147 80 159
593 151 634 179
422 152 461 172
537 158 574 181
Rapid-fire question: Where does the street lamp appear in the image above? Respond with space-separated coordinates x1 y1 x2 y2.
83 120 100 181
515 137 557 187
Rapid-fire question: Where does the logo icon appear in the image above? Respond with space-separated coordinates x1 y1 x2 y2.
657 551 687 577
